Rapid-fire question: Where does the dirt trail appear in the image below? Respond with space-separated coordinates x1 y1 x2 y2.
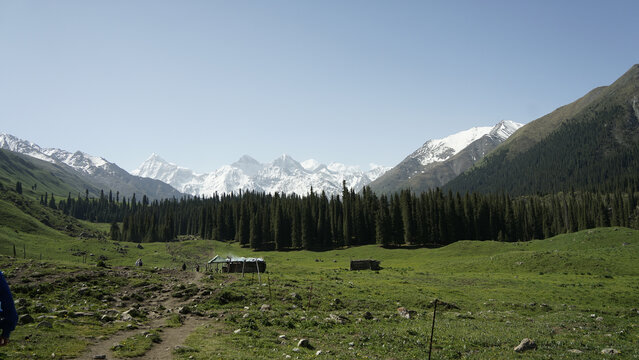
80 270 228 360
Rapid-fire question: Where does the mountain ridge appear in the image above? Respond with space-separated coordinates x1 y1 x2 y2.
0 133 183 200
369 120 523 194
133 153 389 197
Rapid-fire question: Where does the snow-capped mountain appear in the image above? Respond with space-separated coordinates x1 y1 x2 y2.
368 120 524 194
409 120 523 166
0 133 113 176
132 153 390 197
0 133 183 199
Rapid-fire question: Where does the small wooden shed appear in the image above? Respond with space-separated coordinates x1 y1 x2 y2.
350 259 381 271
208 256 266 273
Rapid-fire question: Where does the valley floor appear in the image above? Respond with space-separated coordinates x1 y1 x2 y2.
0 227 638 359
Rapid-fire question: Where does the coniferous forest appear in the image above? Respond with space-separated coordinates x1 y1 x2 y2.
50 182 639 251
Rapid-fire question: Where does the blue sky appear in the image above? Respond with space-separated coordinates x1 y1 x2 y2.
1 1 638 173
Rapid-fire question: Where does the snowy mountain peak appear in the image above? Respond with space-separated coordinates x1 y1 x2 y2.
488 120 524 141
409 120 524 167
134 153 389 197
0 133 111 175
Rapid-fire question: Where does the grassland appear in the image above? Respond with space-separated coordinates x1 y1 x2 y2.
0 194 638 359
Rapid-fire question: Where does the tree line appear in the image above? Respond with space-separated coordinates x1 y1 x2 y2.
50 182 639 250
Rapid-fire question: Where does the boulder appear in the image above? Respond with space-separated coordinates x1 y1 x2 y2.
36 320 53 329
397 307 415 319
514 338 537 352
19 314 34 324
601 348 620 355
298 338 311 348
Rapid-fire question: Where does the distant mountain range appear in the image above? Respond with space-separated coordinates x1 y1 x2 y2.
0 133 182 200
2 65 637 200
369 120 524 193
132 153 389 197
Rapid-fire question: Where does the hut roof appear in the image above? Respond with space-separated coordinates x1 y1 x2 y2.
208 255 264 264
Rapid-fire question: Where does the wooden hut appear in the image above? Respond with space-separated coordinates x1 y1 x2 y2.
208 256 266 273
350 259 381 271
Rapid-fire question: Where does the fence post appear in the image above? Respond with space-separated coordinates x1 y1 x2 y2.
428 299 438 360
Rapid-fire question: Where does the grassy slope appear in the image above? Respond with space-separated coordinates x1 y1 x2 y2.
0 192 637 358
0 148 100 200
180 228 639 359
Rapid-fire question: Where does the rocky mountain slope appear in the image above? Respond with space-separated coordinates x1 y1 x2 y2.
369 120 523 194
0 133 183 200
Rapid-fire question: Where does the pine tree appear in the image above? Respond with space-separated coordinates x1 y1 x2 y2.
110 222 121 241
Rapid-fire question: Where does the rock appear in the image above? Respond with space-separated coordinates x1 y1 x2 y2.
290 292 302 300
33 303 48 313
234 329 241 334
71 312 95 318
292 347 300 352
93 355 107 359
363 311 373 320
19 314 34 324
514 338 537 352
348 342 355 347
298 338 311 348
260 304 271 311
315 350 323 356
326 313 349 324
601 348 620 355
397 307 415 319
285 355 292 359
137 243 144 249
36 320 53 329
178 306 192 315
568 349 583 354
242 313 250 318
278 334 287 339
596 316 604 321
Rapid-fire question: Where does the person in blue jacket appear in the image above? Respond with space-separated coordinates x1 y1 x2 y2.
0 270 18 346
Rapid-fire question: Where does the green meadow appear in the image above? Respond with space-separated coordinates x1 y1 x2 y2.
0 192 638 359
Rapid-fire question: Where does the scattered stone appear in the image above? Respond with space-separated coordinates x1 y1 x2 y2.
260 304 271 311
36 321 53 329
290 292 302 300
33 303 48 313
363 311 373 320
567 349 583 354
71 311 95 318
234 329 241 334
596 316 604 321
601 348 620 355
514 338 537 352
178 306 192 315
278 334 287 339
298 338 311 348
397 307 415 319
315 350 323 356
19 314 34 324
292 347 300 352
326 313 348 324
242 313 250 318
284 355 292 359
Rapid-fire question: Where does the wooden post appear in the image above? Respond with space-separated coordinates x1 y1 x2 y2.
428 299 438 360
256 260 261 284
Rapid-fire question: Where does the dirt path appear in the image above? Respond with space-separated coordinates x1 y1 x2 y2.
80 271 229 360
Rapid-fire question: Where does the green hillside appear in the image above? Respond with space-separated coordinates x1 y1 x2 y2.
0 148 100 200
447 64 639 194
